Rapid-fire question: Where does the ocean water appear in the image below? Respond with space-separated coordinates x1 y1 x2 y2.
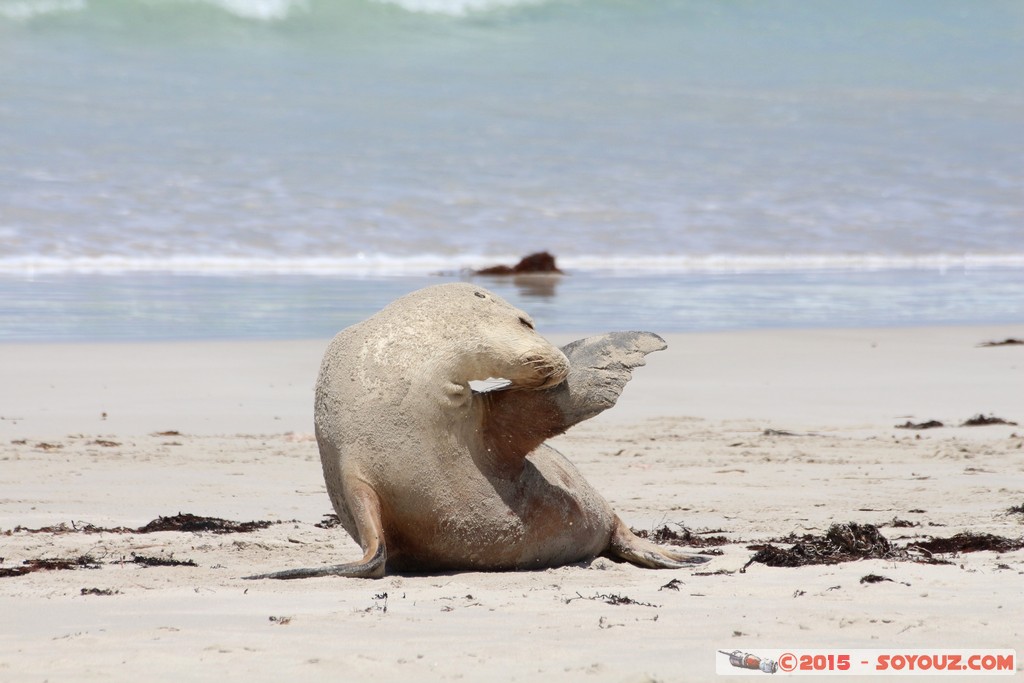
1 0 1022 341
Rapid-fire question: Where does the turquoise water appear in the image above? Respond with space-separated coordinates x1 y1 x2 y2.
1 0 1022 340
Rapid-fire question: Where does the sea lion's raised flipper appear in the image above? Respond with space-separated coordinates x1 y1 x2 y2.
550 331 667 429
244 480 387 580
478 332 666 474
606 517 709 568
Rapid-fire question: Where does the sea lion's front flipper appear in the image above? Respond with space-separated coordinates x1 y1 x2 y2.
606 517 709 568
550 331 667 429
477 332 666 475
244 481 387 580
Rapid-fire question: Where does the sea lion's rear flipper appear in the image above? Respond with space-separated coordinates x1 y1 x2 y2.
551 331 667 429
606 517 709 568
244 481 387 580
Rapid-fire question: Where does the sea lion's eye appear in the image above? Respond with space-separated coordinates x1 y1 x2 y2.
519 317 534 330
474 291 486 299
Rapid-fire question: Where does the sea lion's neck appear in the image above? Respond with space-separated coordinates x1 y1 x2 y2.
472 389 567 480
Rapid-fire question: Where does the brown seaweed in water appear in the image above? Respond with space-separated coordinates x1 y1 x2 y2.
475 251 564 276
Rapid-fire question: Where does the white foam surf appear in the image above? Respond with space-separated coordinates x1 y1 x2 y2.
370 0 545 17
0 0 85 20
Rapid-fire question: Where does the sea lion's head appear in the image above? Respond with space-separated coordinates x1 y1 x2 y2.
455 285 569 390
404 283 569 391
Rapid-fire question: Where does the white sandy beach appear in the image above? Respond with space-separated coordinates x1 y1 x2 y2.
1 325 1022 681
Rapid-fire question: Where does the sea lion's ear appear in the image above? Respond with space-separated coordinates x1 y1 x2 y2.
550 332 667 428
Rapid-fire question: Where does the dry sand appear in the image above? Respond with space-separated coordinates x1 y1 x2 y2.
1 326 1022 681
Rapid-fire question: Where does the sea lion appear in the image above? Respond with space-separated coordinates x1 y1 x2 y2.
248 283 706 579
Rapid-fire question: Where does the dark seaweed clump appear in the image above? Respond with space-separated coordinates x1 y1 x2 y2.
961 414 1018 427
315 513 343 529
859 574 893 584
895 420 944 430
131 554 198 567
633 524 730 548
565 591 659 608
1 513 277 579
743 523 892 569
475 251 564 275
910 533 1024 555
978 338 1023 347
744 523 1024 570
0 555 100 578
136 513 273 534
6 513 277 536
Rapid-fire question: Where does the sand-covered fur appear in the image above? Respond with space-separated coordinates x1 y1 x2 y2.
251 283 703 578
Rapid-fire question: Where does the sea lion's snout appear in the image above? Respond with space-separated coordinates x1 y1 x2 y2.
519 349 570 390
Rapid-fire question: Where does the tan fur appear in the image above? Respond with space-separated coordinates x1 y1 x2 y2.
246 283 705 580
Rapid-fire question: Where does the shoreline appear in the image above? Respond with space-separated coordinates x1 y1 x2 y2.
1 324 1022 681
3 267 1023 343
